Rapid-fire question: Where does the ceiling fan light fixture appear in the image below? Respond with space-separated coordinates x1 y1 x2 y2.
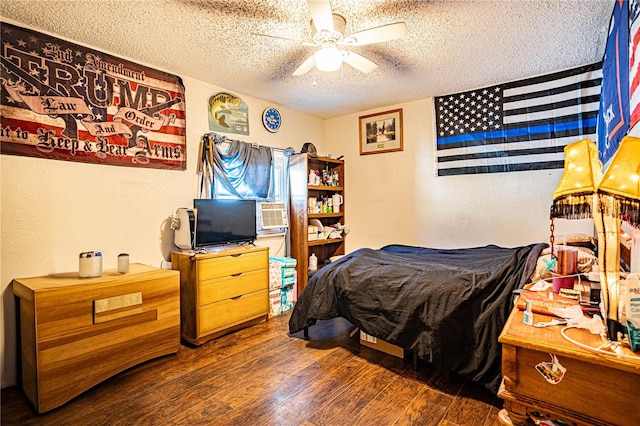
314 46 343 72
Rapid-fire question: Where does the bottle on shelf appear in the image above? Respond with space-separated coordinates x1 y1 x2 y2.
309 253 318 271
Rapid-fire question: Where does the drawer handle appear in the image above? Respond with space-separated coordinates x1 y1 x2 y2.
94 292 142 314
231 294 243 300
231 273 243 277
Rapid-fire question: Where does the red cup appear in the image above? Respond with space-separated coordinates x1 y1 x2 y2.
552 273 575 293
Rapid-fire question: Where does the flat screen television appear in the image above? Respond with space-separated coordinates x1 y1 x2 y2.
193 199 257 248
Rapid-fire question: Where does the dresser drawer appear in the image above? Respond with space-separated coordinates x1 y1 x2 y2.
199 268 267 305
198 289 268 335
196 250 268 281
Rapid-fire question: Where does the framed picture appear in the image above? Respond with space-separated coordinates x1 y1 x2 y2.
359 108 403 155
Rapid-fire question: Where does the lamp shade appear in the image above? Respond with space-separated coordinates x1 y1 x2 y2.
598 136 640 228
550 139 603 219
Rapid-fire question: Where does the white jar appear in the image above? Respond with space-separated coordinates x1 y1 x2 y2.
309 253 318 271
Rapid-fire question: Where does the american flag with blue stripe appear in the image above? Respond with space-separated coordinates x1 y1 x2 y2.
435 62 602 176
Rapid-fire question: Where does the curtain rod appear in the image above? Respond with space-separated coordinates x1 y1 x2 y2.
203 131 295 154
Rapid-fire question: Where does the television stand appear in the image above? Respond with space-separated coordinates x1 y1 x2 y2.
172 245 269 345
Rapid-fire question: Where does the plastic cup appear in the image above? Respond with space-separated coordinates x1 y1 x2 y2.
552 273 575 293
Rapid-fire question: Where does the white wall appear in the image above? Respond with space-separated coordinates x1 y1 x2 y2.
324 99 594 253
0 57 323 387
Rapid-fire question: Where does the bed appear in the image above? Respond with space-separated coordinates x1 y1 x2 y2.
289 243 547 393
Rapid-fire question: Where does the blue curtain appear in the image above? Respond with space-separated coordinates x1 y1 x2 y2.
201 133 273 199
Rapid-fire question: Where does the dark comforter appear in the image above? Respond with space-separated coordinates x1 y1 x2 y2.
289 243 545 393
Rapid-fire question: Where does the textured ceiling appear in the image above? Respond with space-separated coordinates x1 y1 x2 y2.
1 0 614 119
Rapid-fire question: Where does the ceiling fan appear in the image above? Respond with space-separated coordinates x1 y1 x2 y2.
254 0 407 76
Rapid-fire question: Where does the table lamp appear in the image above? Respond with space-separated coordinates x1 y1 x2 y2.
550 140 609 330
551 137 640 341
597 136 640 339
550 138 603 248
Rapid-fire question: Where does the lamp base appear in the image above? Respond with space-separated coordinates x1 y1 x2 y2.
607 318 621 341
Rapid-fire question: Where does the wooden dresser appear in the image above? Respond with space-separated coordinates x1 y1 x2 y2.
172 245 269 345
12 264 180 413
498 307 640 426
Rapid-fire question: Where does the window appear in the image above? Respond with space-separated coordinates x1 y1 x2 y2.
214 149 288 203
271 150 288 203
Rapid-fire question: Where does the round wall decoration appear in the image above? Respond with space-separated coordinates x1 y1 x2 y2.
262 107 282 132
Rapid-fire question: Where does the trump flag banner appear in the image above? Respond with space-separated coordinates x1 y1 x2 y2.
435 62 602 176
1 22 186 170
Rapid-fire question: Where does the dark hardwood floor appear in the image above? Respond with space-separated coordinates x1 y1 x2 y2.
1 311 504 425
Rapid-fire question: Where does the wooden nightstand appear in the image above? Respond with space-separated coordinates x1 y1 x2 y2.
498 306 640 426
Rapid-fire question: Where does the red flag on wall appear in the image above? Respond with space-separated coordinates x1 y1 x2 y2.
1 22 187 170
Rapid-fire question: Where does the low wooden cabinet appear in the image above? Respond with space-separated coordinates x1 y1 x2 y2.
12 264 180 413
498 307 640 426
172 245 269 345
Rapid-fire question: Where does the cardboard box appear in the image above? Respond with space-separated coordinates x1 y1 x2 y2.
359 331 404 358
269 257 297 290
280 283 294 313
269 256 297 268
269 289 281 316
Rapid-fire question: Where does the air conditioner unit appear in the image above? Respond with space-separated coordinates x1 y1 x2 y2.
259 202 288 229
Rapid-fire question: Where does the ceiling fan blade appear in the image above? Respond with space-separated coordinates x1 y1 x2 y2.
308 0 334 32
251 32 316 46
340 22 407 46
342 51 378 74
292 55 316 76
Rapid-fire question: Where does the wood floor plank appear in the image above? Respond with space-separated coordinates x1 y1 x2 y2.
257 344 391 425
173 339 325 418
0 386 33 424
153 319 360 425
52 336 290 425
303 352 405 426
350 363 434 426
90 327 297 424
485 405 504 426
424 366 469 397
441 381 498 426
393 386 456 425
2 311 504 426
212 348 354 426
